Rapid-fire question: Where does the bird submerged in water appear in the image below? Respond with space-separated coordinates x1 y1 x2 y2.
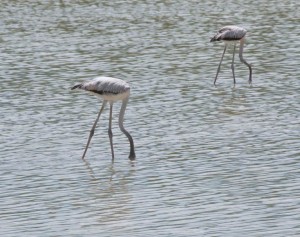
210 25 252 85
71 76 136 161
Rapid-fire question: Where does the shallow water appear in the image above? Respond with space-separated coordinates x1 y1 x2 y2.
1 0 299 236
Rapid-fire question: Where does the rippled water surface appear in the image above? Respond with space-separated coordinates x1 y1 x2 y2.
1 0 299 236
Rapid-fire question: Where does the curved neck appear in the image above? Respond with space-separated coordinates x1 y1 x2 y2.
119 96 136 160
239 38 252 83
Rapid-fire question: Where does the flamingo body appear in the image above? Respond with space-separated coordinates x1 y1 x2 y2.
71 77 130 101
210 25 247 42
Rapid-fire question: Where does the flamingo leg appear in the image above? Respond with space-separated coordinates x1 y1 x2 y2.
108 103 114 161
231 44 236 84
82 100 107 159
214 44 227 85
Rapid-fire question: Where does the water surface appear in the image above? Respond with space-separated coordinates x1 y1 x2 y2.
1 0 299 236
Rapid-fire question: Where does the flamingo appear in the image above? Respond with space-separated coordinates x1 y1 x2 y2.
210 25 252 85
71 76 135 161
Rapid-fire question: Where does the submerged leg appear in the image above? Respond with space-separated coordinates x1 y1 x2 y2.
231 44 236 84
239 38 252 84
214 44 227 85
82 100 107 159
108 103 114 161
